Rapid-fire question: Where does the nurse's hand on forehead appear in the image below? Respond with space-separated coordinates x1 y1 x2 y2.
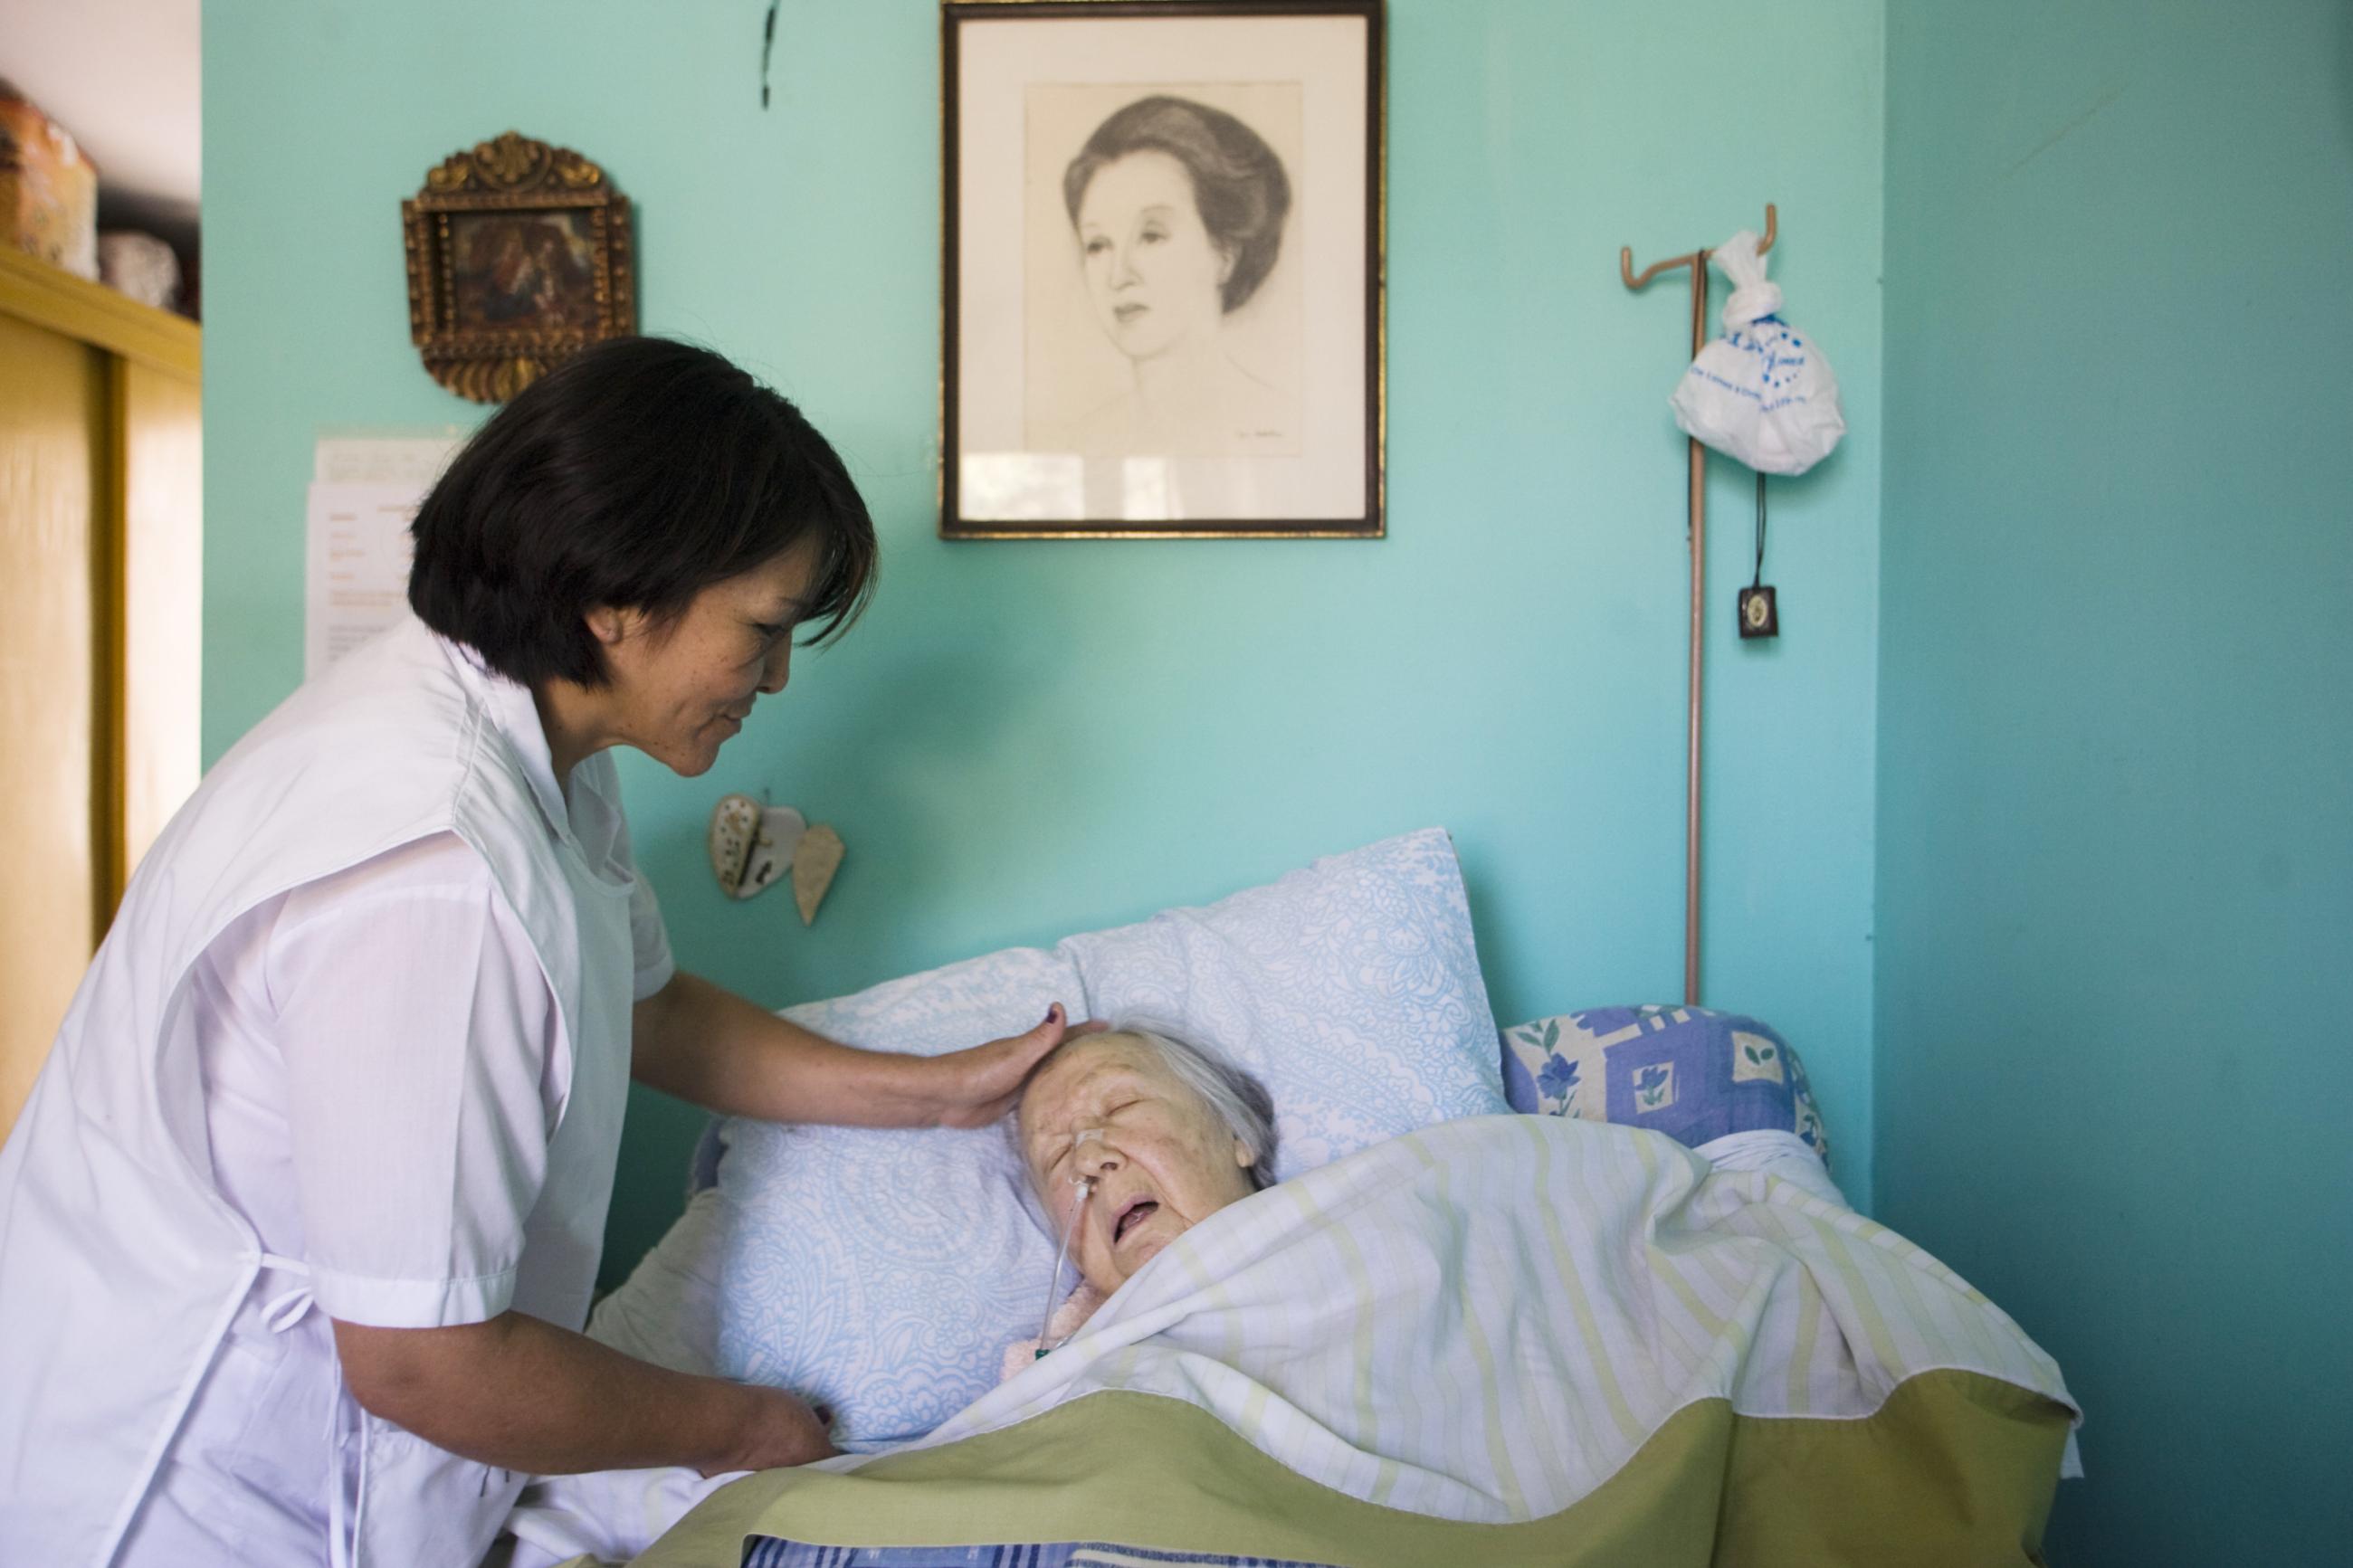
923 1004 1110 1129
632 981 1105 1133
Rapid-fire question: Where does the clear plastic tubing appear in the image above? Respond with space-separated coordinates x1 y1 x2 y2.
1035 1130 1100 1358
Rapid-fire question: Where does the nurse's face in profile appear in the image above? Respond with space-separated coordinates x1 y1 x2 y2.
586 538 819 777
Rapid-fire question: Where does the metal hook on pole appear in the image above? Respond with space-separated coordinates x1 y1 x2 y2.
1620 204 1775 291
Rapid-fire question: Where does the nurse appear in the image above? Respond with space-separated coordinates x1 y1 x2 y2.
0 338 1083 1566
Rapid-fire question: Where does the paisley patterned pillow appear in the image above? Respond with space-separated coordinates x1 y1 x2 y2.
693 829 1505 1449
1062 827 1508 1181
704 946 1086 1449
1500 1005 1832 1169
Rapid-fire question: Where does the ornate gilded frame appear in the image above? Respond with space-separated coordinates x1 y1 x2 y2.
401 131 635 404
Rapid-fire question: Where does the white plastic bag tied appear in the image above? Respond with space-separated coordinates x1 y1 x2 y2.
1668 229 1845 477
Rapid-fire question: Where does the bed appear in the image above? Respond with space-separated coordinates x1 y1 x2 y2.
506 831 2078 1568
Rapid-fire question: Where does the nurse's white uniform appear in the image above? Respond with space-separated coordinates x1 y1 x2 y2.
0 619 670 1567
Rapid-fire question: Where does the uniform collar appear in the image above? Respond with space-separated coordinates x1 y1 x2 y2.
433 633 576 845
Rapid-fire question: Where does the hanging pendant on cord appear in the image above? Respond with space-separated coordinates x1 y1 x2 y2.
1738 471 1778 640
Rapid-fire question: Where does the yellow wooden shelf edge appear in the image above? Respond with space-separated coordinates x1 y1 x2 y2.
0 245 200 379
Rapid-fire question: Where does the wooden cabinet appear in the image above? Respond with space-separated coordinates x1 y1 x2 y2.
0 245 200 1136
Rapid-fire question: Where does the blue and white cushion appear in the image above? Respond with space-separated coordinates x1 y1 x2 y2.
1500 1005 1831 1168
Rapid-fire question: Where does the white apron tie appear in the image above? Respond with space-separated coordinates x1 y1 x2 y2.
251 1251 368 1568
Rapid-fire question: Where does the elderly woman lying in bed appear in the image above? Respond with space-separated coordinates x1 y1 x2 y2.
515 1020 2078 1566
1003 1027 1275 1373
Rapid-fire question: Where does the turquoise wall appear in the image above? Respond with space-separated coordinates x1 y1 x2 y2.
202 0 1886 1281
1878 0 2353 1559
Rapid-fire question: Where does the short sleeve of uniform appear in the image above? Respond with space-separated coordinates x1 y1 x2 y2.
269 833 565 1328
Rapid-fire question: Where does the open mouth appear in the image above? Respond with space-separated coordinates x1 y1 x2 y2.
1112 1198 1159 1243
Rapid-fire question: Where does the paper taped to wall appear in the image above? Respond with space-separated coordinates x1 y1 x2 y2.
312 432 463 488
304 483 420 679
304 431 463 679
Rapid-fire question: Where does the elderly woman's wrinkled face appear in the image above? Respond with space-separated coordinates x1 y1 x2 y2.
1019 1033 1257 1296
1074 150 1233 364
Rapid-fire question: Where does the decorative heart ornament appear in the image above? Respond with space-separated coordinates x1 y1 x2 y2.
708 794 805 900
791 824 843 926
707 794 843 922
708 794 762 893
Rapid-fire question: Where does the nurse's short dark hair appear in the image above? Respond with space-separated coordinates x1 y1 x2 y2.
408 337 877 689
1062 95 1291 315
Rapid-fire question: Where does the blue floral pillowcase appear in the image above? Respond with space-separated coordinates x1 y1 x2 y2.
1500 1005 1831 1169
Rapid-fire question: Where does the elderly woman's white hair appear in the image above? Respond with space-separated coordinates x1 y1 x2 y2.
1113 1024 1279 1192
1008 1023 1279 1216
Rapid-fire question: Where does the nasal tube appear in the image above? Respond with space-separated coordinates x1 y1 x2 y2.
1035 1131 1100 1359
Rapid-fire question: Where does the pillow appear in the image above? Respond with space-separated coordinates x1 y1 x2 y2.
621 829 1504 1450
1062 827 1508 1180
1500 1005 1833 1168
699 946 1083 1449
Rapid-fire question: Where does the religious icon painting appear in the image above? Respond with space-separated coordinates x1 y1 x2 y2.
401 131 636 404
942 0 1386 538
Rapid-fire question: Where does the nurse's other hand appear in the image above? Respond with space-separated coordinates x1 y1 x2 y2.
923 1003 1107 1129
715 1385 837 1474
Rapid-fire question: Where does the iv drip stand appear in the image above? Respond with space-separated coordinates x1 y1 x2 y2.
1620 203 1777 1007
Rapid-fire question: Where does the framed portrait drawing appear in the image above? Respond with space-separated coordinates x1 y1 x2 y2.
943 0 1385 538
401 131 636 404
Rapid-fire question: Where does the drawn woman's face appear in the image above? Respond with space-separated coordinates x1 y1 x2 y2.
1075 150 1233 363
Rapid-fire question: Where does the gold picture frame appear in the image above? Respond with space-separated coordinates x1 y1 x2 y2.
401 131 635 404
942 0 1386 538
